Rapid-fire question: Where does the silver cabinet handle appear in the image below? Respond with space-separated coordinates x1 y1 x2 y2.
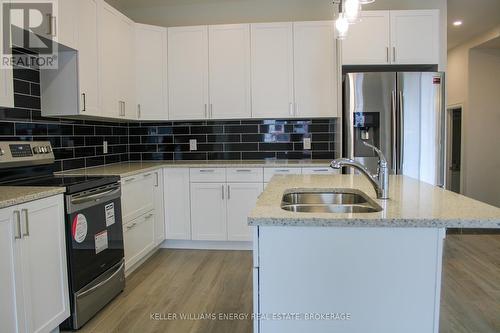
204 104 208 118
118 101 122 116
227 185 231 200
312 169 329 172
276 169 290 173
143 173 153 178
199 169 215 173
392 47 396 62
126 222 137 231
137 104 141 118
14 211 21 240
398 91 405 173
122 101 126 116
81 93 86 112
123 177 136 183
210 104 213 118
289 103 293 116
145 213 154 219
52 15 57 37
46 14 52 35
21 209 29 237
294 103 298 116
236 169 251 173
386 47 389 63
221 184 225 200
155 172 159 187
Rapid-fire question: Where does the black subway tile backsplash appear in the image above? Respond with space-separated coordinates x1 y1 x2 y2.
0 62 339 171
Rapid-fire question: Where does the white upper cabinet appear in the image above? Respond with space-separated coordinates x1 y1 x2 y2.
390 10 439 65
209 24 251 119
135 23 168 120
168 26 209 120
0 1 14 108
98 1 135 120
342 10 439 66
56 0 77 49
251 22 294 119
342 11 391 65
293 21 338 118
76 0 100 116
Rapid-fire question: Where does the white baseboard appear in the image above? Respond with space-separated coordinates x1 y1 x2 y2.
160 239 253 250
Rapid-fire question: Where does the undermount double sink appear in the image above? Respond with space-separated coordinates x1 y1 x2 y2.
281 189 383 214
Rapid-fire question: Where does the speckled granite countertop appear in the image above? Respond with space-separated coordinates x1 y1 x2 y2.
0 186 65 209
58 160 332 178
248 175 500 228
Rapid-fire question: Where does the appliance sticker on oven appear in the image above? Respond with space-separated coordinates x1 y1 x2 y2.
105 203 115 227
72 214 88 243
95 230 108 254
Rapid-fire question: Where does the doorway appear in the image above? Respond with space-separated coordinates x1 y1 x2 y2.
445 107 462 193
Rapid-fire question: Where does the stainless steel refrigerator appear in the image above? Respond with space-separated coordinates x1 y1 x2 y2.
343 72 445 186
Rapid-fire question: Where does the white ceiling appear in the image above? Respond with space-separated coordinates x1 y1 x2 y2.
447 0 500 50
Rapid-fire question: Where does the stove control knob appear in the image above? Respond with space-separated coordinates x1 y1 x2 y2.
0 148 4 156
32 147 39 154
45 145 52 153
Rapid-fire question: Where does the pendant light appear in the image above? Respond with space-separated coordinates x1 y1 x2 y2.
335 13 349 40
344 0 361 23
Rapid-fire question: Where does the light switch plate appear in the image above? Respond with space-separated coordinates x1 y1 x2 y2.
189 139 197 151
103 141 108 154
303 137 312 150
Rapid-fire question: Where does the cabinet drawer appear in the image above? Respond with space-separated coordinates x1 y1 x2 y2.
189 168 226 182
301 167 339 175
123 211 156 270
263 167 302 182
121 172 155 222
227 168 263 183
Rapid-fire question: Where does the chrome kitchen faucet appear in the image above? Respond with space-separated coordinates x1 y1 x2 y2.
330 142 390 200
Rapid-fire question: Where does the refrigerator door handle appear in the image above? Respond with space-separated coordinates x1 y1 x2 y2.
398 91 405 173
391 91 397 172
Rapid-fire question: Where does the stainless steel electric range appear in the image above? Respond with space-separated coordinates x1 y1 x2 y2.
0 141 125 330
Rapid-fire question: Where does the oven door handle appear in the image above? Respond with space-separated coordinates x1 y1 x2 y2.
70 187 121 205
77 261 125 298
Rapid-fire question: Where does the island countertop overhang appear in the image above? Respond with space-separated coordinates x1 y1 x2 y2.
248 175 500 228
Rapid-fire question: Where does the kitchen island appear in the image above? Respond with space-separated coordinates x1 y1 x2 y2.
248 174 500 333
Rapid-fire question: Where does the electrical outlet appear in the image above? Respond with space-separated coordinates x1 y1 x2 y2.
103 141 108 154
303 137 312 150
189 139 197 151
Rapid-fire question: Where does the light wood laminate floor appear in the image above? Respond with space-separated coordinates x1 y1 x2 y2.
76 235 500 333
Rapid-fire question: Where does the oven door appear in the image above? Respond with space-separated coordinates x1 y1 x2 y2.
66 183 124 292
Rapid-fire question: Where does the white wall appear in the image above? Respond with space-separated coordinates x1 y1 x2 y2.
447 25 500 207
465 47 500 207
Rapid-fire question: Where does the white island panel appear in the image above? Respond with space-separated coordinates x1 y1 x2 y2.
256 226 445 333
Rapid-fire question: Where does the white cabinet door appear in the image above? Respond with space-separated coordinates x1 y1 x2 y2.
76 0 100 116
135 24 168 120
18 196 69 333
168 26 209 120
57 0 77 49
190 183 227 241
0 207 24 333
209 24 251 119
123 211 156 270
293 21 338 118
119 16 136 120
0 0 14 108
164 168 191 240
251 23 294 119
98 2 121 118
227 183 263 241
153 169 165 245
390 10 439 65
342 11 391 65
121 172 155 223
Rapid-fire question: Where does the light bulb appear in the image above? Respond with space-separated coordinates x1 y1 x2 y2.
335 14 349 39
344 0 361 23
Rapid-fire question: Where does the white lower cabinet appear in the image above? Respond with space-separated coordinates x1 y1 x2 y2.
164 168 192 240
121 172 155 222
0 195 69 333
190 182 227 241
227 182 263 241
123 211 156 270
